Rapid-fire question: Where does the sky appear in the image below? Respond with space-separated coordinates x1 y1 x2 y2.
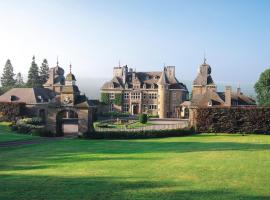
0 0 269 86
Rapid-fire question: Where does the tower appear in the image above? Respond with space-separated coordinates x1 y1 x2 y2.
61 64 80 105
192 58 216 97
43 59 65 93
157 70 168 118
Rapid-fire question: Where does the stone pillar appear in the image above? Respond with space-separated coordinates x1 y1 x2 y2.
46 107 57 134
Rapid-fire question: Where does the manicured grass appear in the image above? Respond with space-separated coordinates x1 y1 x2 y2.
0 122 36 142
0 126 269 199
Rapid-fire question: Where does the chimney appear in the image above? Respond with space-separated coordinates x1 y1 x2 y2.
225 86 232 107
237 87 241 95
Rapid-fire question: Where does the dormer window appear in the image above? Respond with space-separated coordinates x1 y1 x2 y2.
37 95 44 103
125 83 129 89
143 83 147 89
10 95 16 101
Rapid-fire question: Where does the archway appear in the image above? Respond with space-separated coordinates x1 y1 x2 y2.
56 109 79 136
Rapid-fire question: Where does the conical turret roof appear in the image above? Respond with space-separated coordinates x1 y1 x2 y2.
157 70 168 85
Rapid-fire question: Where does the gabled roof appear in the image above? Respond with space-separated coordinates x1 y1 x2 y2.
0 88 55 104
191 90 225 107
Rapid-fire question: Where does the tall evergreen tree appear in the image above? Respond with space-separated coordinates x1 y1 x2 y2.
27 56 41 87
15 72 25 87
1 59 16 89
39 59 49 85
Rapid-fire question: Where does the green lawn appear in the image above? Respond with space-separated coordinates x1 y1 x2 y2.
0 125 269 199
0 122 36 142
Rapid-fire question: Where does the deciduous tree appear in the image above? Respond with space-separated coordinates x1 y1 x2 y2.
254 68 270 106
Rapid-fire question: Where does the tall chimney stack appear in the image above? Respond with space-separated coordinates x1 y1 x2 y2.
225 86 232 107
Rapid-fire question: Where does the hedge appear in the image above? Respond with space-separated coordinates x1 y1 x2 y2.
0 102 26 122
82 128 196 139
195 107 270 134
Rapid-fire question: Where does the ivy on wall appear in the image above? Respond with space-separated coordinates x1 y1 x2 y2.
101 93 110 105
101 93 122 106
113 93 123 106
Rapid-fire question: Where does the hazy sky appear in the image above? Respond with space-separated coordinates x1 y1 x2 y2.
0 0 269 85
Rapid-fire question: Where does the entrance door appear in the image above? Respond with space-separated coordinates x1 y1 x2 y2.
132 104 139 115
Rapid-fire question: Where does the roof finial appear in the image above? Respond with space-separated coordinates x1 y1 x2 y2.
56 56 59 66
203 51 207 64
69 62 72 73
118 60 121 68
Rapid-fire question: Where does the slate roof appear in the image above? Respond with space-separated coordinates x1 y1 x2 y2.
0 88 55 104
101 70 187 90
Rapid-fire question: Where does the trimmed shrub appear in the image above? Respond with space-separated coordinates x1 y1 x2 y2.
83 128 196 139
139 114 148 124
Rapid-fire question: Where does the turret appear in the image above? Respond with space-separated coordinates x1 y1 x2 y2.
157 70 168 118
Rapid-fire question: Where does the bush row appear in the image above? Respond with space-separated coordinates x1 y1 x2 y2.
10 117 54 137
0 102 26 122
195 107 270 134
82 128 196 139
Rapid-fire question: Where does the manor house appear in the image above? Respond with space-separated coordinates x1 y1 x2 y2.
101 65 189 118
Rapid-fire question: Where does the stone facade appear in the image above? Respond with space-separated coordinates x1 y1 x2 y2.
101 65 189 118
0 63 93 136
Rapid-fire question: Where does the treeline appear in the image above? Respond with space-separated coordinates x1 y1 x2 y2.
0 56 49 94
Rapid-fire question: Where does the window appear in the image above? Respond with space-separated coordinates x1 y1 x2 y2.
109 104 114 112
124 92 129 99
143 104 148 111
125 83 129 89
149 104 157 110
143 93 147 99
133 84 140 89
151 84 155 89
109 93 115 99
143 83 146 89
173 92 177 100
149 93 157 99
123 104 129 112
131 92 141 99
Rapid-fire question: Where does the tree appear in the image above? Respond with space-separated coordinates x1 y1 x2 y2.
1 59 16 89
254 68 270 106
15 72 25 87
27 56 41 87
39 59 49 85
